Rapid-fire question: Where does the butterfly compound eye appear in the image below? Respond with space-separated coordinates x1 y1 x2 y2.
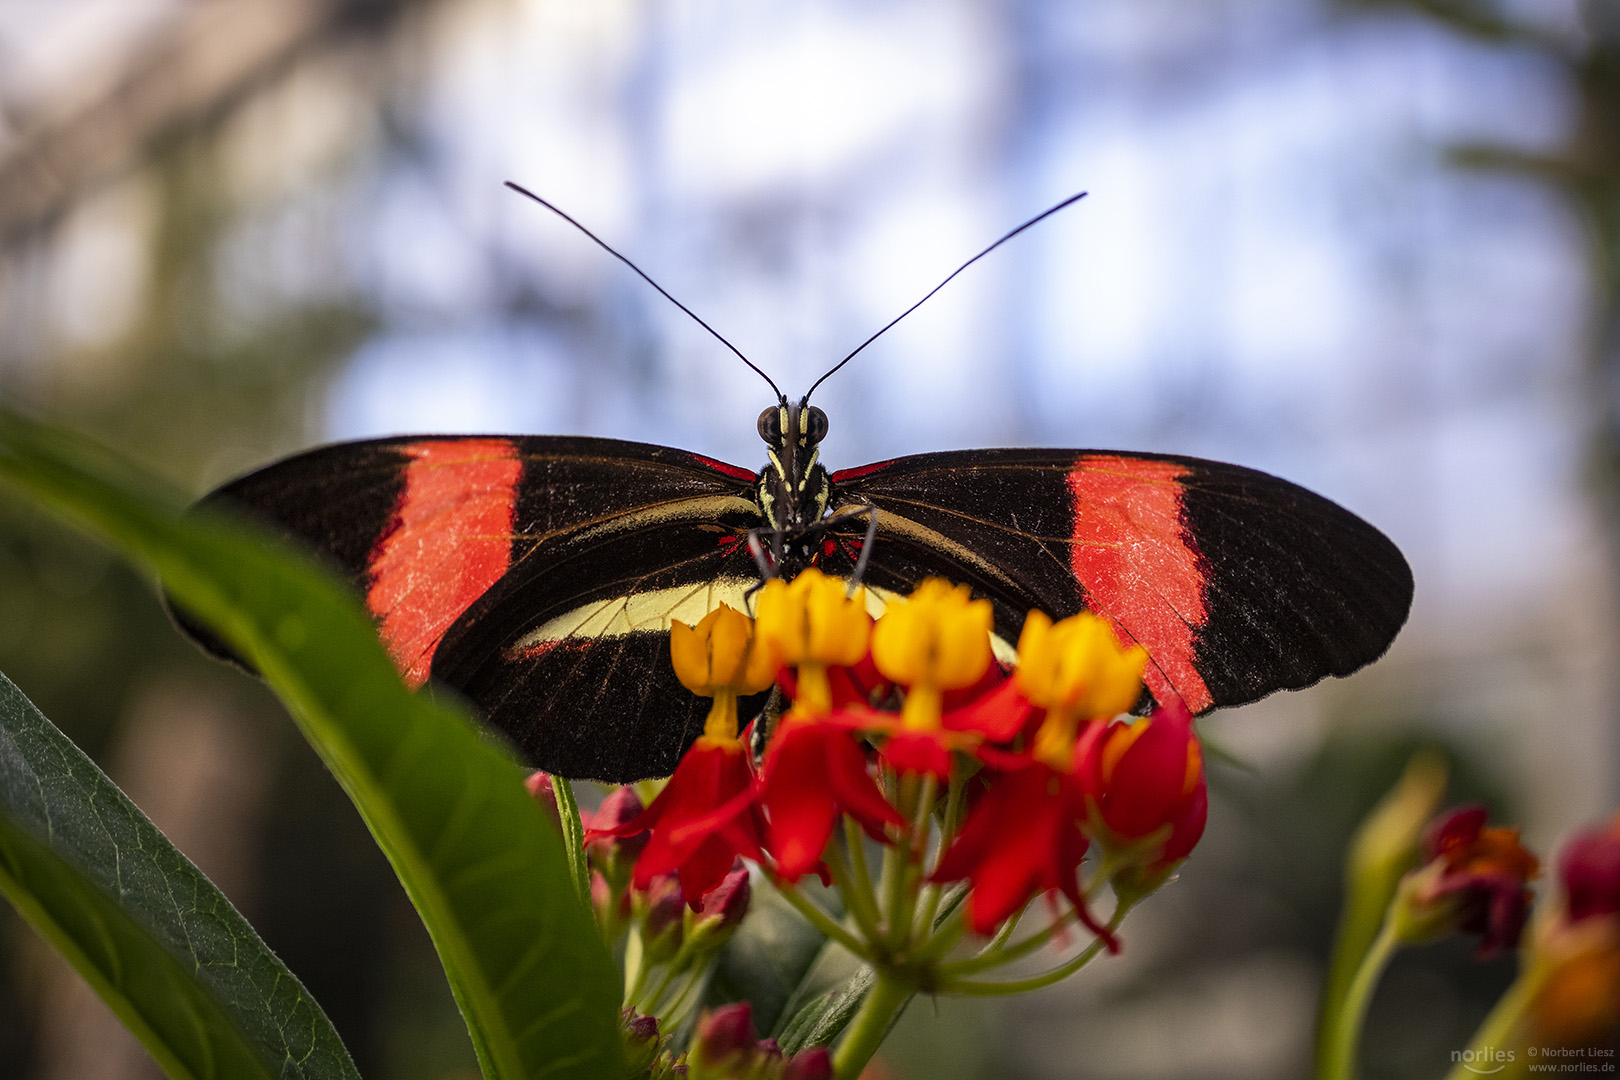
806 406 829 445
757 407 780 444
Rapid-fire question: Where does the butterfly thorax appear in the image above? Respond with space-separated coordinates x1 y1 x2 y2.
752 399 831 573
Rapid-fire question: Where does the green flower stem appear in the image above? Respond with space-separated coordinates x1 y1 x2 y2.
942 935 1108 996
1441 969 1539 1080
885 774 936 951
913 774 965 937
915 908 965 962
776 882 874 962
940 903 1131 996
831 969 915 1080
909 775 939 850
623 926 649 1006
642 933 705 1013
940 771 966 844
881 776 919 948
1318 913 1402 1080
836 817 883 939
940 910 1077 978
655 960 713 1033
642 962 679 1014
980 906 1025 955
913 882 942 936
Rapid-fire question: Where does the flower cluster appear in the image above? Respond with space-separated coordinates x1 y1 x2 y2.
1395 804 1540 958
581 571 1207 999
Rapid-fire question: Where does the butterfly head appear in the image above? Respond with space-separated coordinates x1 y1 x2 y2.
754 396 832 550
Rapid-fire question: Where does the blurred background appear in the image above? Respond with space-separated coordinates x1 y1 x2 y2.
0 0 1613 1076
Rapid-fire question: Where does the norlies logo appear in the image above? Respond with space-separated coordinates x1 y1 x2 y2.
1453 1047 1515 1075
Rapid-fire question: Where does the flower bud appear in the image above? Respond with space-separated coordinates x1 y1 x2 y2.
1076 703 1206 873
1558 813 1620 924
583 786 648 873
620 1009 662 1075
782 1046 834 1080
688 1003 758 1079
591 870 630 940
1395 806 1539 957
639 873 687 964
691 863 752 944
1525 814 1620 1046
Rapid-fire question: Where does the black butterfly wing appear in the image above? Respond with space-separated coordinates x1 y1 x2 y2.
828 449 1412 715
184 435 766 780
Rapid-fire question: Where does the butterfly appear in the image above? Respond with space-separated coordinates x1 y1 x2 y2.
176 189 1413 783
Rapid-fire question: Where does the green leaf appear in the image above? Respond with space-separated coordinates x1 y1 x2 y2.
0 669 357 1080
0 411 625 1080
549 778 591 913
776 967 875 1056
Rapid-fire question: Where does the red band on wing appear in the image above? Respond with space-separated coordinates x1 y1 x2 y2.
686 453 757 482
1068 456 1212 713
367 439 522 688
830 460 895 483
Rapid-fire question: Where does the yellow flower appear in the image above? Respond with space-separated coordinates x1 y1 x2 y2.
1015 610 1146 721
753 568 871 712
871 579 993 690
754 568 870 666
669 604 780 740
871 578 994 731
671 604 779 697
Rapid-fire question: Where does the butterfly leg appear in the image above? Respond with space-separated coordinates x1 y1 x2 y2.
799 502 879 596
847 503 879 592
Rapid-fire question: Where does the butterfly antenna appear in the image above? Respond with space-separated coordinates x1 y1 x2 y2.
805 191 1088 402
504 181 783 399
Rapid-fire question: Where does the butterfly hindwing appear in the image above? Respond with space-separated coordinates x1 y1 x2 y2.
829 449 1412 714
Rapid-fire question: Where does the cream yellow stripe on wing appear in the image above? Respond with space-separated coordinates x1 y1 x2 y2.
515 577 757 647
560 494 761 546
511 576 1018 664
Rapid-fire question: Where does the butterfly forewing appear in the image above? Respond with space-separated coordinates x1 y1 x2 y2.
830 449 1412 715
183 434 767 780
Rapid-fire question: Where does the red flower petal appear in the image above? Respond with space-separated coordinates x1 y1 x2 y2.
879 729 954 778
612 738 766 906
942 673 1034 742
934 764 1097 936
760 720 902 882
